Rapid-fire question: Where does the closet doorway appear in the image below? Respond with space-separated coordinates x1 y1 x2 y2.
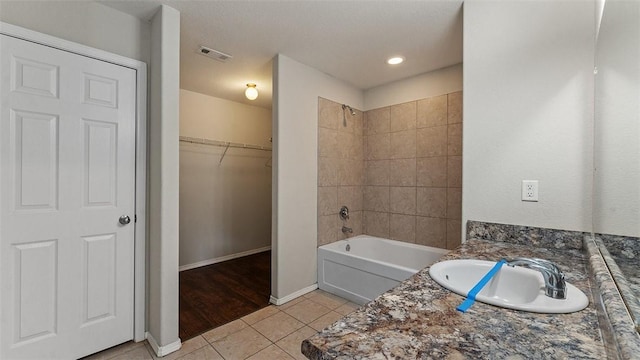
178 90 273 340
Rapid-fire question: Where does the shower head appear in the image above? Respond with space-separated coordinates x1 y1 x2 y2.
342 104 356 116
341 104 356 127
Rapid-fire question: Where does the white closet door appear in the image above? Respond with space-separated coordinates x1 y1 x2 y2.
0 34 136 359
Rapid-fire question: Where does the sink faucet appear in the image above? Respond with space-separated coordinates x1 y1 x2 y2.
506 258 566 299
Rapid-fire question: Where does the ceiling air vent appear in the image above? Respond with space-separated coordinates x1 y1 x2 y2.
197 46 233 62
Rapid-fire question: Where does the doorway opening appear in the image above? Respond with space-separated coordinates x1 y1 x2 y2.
177 89 273 340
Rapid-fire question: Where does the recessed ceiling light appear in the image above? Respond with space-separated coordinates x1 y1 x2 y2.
387 56 405 65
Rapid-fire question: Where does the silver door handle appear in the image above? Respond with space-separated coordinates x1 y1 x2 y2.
119 215 131 225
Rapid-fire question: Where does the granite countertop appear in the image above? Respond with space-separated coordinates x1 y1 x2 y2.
586 237 640 358
597 235 640 317
302 239 606 359
615 257 640 302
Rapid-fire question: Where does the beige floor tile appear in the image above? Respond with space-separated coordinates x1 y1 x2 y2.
302 290 318 298
275 326 318 360
176 345 223 360
308 311 345 331
252 311 305 342
143 343 156 358
110 345 153 360
211 327 271 359
282 299 332 324
305 290 348 310
246 344 295 360
83 341 147 360
334 302 360 315
241 305 281 325
202 319 248 343
147 336 208 360
276 295 305 311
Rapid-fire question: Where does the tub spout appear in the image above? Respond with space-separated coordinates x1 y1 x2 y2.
342 226 353 234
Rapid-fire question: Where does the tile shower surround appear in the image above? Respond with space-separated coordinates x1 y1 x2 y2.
317 92 463 249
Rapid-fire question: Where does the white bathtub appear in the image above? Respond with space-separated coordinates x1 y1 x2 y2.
317 235 449 304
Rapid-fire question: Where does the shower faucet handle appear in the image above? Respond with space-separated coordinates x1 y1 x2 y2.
339 206 350 220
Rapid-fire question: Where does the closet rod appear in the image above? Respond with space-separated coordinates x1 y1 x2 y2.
179 136 272 151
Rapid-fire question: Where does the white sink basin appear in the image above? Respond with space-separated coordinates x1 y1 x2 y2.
428 259 589 313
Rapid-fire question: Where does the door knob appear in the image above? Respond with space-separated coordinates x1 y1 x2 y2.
119 215 131 225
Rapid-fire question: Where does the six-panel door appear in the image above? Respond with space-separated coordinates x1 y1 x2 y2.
0 34 136 359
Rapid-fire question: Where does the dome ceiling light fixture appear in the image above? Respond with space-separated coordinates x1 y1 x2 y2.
387 56 405 65
245 83 258 100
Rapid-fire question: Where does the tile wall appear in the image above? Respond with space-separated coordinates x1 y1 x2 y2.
317 92 462 249
317 98 365 246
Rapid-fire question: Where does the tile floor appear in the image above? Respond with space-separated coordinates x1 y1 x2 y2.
86 290 359 360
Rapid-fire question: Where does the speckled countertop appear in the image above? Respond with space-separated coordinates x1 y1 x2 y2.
596 235 640 319
302 239 606 359
586 237 640 359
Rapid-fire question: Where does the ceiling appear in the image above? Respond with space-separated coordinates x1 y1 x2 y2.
100 0 463 109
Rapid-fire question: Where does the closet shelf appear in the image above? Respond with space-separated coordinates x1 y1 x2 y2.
179 136 272 164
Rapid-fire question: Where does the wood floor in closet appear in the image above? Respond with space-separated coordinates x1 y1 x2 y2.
179 250 271 340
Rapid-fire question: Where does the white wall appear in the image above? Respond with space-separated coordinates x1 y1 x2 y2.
148 4 181 354
272 54 362 302
179 90 272 268
364 63 463 110
463 0 595 233
180 90 272 144
0 1 150 63
593 0 640 237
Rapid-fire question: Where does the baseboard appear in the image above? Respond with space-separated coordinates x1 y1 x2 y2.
269 284 318 305
179 246 271 272
146 332 182 357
